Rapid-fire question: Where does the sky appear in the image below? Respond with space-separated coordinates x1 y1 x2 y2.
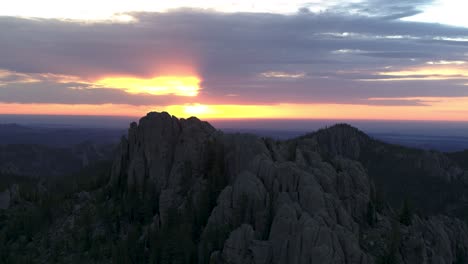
1 0 468 120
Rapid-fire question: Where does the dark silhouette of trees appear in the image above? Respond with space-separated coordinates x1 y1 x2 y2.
399 199 412 226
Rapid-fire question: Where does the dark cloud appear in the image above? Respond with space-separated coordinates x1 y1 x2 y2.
0 5 468 106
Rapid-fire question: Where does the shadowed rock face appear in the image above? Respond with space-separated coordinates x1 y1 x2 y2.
109 112 468 264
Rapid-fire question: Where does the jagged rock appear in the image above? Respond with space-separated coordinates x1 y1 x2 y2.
231 171 270 237
404 215 468 264
117 112 216 194
158 189 177 227
222 134 271 183
202 171 270 249
221 224 255 264
250 240 272 264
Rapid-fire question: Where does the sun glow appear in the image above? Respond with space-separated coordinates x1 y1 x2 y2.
96 76 201 96
183 104 212 116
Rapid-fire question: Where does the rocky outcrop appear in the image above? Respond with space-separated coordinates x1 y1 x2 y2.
110 112 218 227
108 112 468 264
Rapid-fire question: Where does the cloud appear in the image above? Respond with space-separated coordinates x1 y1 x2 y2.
260 71 306 78
0 71 189 105
0 7 468 107
301 0 435 19
344 0 435 18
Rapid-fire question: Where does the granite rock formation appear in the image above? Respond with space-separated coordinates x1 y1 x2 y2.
107 112 468 263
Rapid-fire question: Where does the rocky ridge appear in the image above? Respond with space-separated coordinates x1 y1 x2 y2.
107 112 468 264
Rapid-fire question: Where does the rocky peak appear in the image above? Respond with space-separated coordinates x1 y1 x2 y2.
111 112 217 193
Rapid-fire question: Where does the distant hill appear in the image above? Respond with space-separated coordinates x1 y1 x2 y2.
219 128 468 152
0 123 125 147
0 124 120 178
296 124 468 217
370 133 468 152
0 142 115 178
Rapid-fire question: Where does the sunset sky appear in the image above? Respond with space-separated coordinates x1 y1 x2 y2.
1 0 468 120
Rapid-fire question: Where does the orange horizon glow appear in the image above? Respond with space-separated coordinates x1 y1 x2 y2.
1 97 468 121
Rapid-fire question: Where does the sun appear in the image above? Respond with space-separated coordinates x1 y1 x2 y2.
95 75 201 96
183 104 211 116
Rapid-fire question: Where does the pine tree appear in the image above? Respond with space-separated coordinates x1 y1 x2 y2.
399 199 412 226
377 220 400 264
367 201 376 226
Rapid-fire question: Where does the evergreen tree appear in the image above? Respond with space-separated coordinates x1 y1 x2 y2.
399 199 412 226
367 201 376 226
377 220 400 264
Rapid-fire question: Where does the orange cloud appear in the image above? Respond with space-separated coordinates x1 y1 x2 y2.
94 75 201 96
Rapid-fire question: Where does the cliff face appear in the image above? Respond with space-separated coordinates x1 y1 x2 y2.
109 112 468 264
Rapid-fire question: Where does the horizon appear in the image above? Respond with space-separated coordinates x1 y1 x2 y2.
3 111 468 152
4 112 468 123
3 112 468 137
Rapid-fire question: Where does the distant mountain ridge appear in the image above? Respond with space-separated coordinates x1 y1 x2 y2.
0 124 121 178
0 142 115 177
1 112 468 263
0 123 125 147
